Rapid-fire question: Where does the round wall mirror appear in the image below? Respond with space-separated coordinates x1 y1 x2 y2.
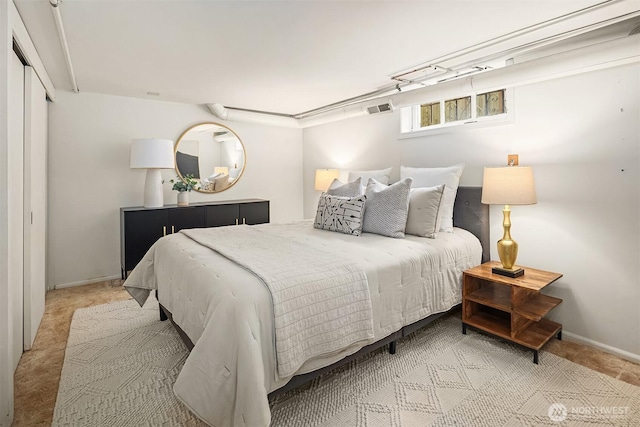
174 122 246 193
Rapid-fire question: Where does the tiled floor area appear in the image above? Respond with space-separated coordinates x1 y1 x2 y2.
12 282 640 426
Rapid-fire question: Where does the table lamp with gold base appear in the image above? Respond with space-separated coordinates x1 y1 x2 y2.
481 166 537 278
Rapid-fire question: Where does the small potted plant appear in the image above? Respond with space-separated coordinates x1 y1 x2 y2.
170 174 199 206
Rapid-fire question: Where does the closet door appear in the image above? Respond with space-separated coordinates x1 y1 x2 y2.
23 66 47 350
8 51 24 370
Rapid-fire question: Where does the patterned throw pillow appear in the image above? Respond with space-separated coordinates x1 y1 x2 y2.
314 194 366 236
363 178 412 238
326 177 362 197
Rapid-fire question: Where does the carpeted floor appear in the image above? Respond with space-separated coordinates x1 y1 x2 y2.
51 297 640 426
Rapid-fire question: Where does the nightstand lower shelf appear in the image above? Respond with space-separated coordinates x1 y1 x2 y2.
463 311 562 356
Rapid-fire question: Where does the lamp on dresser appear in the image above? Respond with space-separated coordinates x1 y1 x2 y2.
130 138 175 208
481 165 537 277
314 169 340 191
214 166 229 176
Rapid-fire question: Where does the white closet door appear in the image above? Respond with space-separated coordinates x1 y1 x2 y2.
23 66 47 350
9 52 25 370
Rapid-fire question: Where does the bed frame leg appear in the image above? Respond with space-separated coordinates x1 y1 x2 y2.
389 341 396 355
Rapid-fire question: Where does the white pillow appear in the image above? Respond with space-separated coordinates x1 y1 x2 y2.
326 177 362 197
348 167 392 185
405 185 445 238
400 164 465 233
363 177 412 238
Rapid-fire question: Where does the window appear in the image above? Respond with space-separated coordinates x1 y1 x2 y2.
477 90 505 117
402 88 511 135
420 102 440 127
445 96 471 122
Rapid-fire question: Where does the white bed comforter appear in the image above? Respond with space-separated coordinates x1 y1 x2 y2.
124 221 482 427
181 226 374 378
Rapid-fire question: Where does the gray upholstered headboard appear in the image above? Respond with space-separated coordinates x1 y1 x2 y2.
453 186 490 263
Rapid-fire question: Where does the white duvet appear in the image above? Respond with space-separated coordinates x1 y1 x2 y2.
124 221 482 427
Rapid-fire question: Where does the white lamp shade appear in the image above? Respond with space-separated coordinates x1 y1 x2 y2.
481 166 537 205
315 169 340 191
214 166 229 175
130 138 175 169
130 138 174 208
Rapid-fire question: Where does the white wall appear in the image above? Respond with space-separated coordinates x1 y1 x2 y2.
302 63 640 361
48 91 304 288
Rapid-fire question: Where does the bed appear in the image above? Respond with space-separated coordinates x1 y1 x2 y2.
124 186 489 427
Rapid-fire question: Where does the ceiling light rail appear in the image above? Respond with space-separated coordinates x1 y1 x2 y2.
207 1 639 129
389 0 628 82
208 33 639 129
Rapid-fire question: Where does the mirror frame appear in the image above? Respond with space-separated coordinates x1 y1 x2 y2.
174 122 246 193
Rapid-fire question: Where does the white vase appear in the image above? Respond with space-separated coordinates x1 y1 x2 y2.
177 191 189 206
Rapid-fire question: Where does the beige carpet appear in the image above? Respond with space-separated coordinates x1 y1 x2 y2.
53 298 640 426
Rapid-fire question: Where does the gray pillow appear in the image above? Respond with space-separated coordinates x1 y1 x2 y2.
326 177 362 197
405 185 445 238
362 178 412 238
314 193 366 236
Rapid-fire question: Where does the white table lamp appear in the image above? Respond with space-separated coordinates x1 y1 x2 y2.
214 166 229 176
481 166 537 277
130 138 175 208
315 169 340 191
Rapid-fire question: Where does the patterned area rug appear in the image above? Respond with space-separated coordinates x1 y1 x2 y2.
53 298 640 426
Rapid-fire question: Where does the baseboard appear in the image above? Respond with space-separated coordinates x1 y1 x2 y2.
562 331 640 365
0 412 12 427
53 274 122 290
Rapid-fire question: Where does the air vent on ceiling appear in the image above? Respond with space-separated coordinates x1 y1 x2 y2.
364 101 394 115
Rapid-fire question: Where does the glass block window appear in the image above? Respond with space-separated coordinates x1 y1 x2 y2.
420 102 441 127
477 90 505 117
401 88 510 134
445 96 471 122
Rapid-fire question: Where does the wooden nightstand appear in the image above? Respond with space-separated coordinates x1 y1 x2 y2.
462 261 563 364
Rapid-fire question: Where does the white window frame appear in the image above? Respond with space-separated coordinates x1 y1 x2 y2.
399 88 515 138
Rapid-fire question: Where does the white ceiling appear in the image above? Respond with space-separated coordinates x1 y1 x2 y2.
13 0 619 115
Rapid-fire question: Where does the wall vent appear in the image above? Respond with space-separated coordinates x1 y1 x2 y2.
364 101 394 115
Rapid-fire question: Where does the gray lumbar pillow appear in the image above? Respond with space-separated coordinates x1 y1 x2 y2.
363 177 413 238
326 177 362 197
